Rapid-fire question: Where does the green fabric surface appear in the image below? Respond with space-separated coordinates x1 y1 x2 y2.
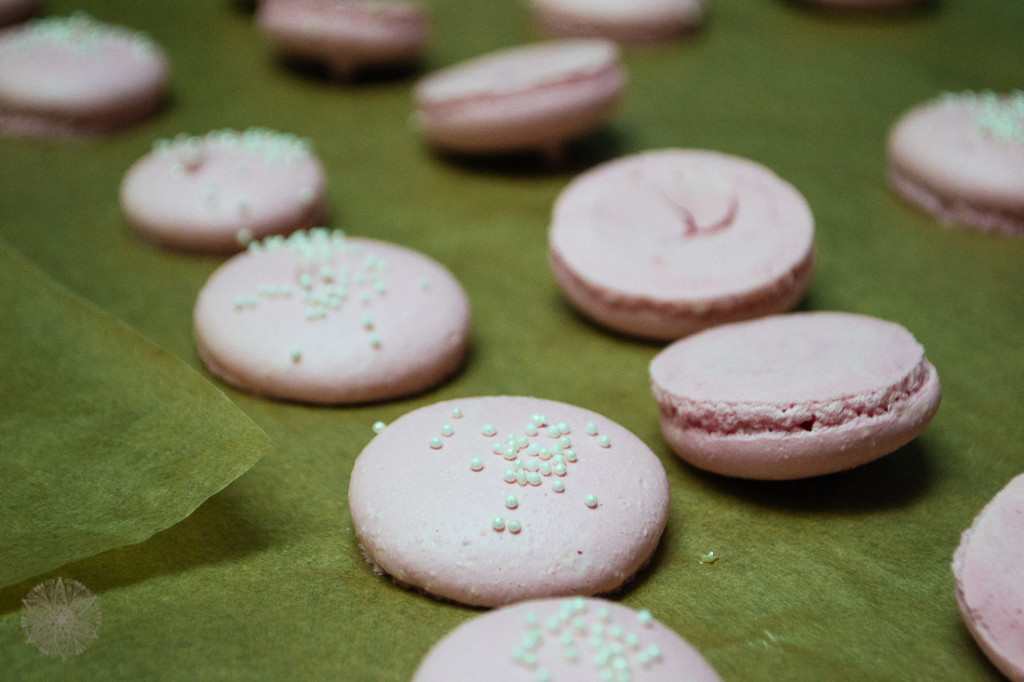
0 242 270 589
0 0 1021 679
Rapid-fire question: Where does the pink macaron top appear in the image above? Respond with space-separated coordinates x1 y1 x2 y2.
953 473 1024 682
349 397 670 607
550 149 815 304
0 0 38 28
259 0 428 60
889 91 1024 214
415 39 620 107
652 312 928 405
412 597 721 682
193 229 471 404
0 13 167 118
533 0 703 27
120 128 327 251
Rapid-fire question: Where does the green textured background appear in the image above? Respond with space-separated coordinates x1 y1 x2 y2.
1 0 1022 679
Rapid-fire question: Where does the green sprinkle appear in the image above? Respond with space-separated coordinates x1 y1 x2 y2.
598 435 611 448
505 494 518 509
372 421 386 433
470 457 484 471
585 494 599 508
429 437 442 449
508 519 522 534
441 424 454 437
492 516 506 531
585 421 598 435
552 480 565 493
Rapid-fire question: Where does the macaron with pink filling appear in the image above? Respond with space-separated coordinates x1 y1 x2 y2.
349 397 670 607
0 0 38 28
257 0 429 79
0 13 168 137
549 149 815 341
413 39 626 158
953 473 1024 682
650 312 941 480
412 597 722 682
888 91 1024 236
531 0 703 44
120 128 328 252
193 229 471 404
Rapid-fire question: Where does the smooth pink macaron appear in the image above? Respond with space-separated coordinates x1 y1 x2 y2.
953 474 1024 682
121 128 328 252
650 311 941 480
0 13 168 137
349 397 670 607
413 597 722 682
550 149 815 341
413 39 626 158
531 0 703 44
888 91 1024 236
257 0 429 79
193 229 471 404
0 0 38 28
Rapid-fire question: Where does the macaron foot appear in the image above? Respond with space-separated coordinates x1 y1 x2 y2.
541 142 566 166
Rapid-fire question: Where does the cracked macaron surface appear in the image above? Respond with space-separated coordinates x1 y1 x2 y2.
549 149 814 340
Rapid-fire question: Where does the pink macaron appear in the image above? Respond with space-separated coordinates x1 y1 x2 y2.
120 128 328 252
413 39 626 158
0 0 38 28
349 397 670 607
549 149 815 341
193 229 471 404
888 91 1024 236
257 0 429 79
412 597 722 682
0 13 168 137
650 311 941 480
530 0 703 44
953 473 1024 682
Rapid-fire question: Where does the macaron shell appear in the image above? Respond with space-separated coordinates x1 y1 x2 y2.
532 0 703 44
414 40 625 155
549 149 814 340
412 598 722 681
258 0 429 76
0 16 167 136
193 234 471 404
0 0 38 28
650 312 942 479
953 474 1024 682
121 132 327 252
888 94 1024 234
349 397 670 607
